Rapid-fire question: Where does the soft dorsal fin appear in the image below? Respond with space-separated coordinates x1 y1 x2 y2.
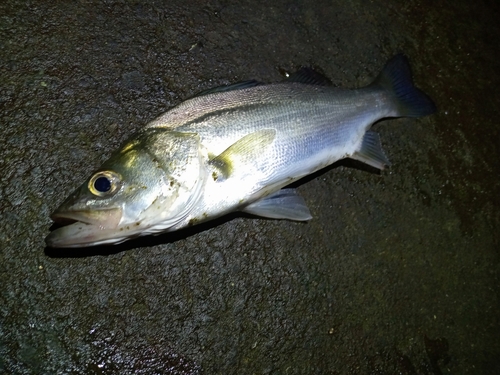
194 80 263 97
194 67 332 98
286 67 333 86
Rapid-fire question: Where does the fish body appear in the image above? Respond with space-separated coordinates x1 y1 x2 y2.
46 55 435 248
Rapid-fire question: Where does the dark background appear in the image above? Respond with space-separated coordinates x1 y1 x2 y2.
1 0 498 374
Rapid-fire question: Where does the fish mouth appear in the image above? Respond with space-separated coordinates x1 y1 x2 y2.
46 208 126 248
50 208 123 228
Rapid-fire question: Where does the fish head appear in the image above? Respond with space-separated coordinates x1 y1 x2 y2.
46 129 207 247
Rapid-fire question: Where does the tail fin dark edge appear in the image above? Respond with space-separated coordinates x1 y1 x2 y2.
371 54 437 118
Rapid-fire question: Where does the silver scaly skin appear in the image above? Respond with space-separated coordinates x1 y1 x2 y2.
46 55 435 248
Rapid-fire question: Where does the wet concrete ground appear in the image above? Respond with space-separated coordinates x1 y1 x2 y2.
1 0 499 374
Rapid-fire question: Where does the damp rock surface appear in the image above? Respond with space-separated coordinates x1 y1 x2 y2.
1 0 499 374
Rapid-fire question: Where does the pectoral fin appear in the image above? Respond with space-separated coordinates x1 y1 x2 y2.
242 188 312 221
209 129 276 181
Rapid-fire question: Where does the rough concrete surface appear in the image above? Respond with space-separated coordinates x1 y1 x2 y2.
1 0 499 374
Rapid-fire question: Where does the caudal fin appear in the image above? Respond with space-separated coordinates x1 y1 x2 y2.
371 54 436 117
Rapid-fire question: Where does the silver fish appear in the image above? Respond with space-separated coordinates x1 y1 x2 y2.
46 55 435 248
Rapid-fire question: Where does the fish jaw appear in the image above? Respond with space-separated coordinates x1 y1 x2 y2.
50 207 123 229
45 221 137 248
46 207 128 248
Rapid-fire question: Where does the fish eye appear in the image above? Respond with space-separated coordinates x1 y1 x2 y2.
88 171 122 197
94 176 111 192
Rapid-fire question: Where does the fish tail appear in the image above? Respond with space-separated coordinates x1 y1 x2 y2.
370 54 436 117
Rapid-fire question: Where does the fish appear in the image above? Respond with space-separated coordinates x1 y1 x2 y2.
45 54 436 248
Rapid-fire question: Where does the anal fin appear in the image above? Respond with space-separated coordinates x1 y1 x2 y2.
351 131 391 170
